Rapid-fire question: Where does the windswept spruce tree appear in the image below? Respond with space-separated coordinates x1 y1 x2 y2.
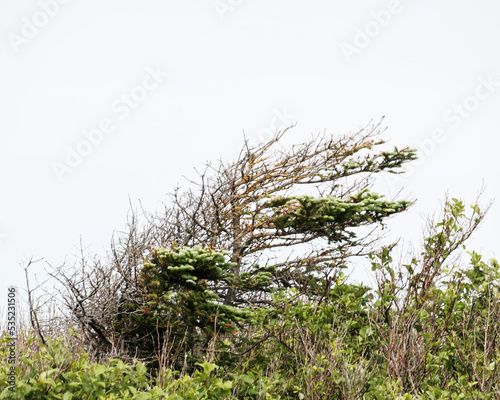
51 119 417 365
159 120 415 301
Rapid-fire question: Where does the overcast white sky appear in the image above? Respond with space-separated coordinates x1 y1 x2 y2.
1 0 499 313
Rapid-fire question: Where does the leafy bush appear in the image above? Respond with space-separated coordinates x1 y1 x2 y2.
0 334 280 399
0 334 164 399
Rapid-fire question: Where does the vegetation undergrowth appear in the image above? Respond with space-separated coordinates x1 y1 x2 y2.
2 224 500 399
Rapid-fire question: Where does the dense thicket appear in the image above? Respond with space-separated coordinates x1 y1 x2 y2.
4 121 499 398
2 199 499 398
47 120 415 361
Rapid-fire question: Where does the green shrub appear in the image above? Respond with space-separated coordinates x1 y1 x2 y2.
0 334 165 399
0 334 280 399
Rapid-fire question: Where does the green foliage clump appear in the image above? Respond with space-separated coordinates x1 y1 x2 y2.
0 334 281 399
114 246 257 370
266 189 410 243
0 334 165 400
